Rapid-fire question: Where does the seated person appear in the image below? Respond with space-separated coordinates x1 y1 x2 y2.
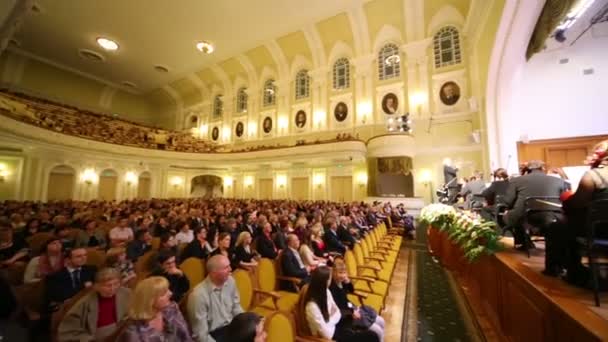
46 248 97 311
304 266 379 342
337 217 357 248
109 218 133 247
224 312 267 342
117 276 192 341
281 234 311 292
480 168 510 222
503 160 567 249
330 258 385 342
188 255 243 342
175 221 194 245
459 171 487 209
299 230 328 268
55 225 76 250
323 222 346 255
57 267 131 341
233 232 258 271
549 140 608 284
181 226 213 261
158 232 179 257
151 250 190 302
105 247 136 286
210 232 234 267
126 229 152 262
24 237 64 283
254 222 278 259
75 219 107 249
0 226 29 268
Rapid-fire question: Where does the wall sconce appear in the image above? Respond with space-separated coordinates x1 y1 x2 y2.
357 101 372 124
224 176 233 188
222 127 231 141
356 172 368 188
244 176 254 189
276 175 287 189
125 171 137 186
170 176 183 188
419 169 433 202
410 91 426 116
278 117 288 134
0 163 7 183
81 168 97 185
313 174 324 189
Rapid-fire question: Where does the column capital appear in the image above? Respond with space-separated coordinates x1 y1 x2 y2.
401 38 432 61
352 54 375 78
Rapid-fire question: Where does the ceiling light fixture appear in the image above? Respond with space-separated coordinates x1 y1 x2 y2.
196 41 214 54
385 55 400 66
97 37 119 51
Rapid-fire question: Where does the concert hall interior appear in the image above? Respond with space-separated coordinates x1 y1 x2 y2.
1 0 608 341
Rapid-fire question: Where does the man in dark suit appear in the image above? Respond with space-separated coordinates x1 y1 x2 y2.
481 168 510 222
255 222 278 259
323 222 347 255
503 160 566 248
337 216 357 248
126 229 152 262
281 234 311 292
46 248 97 311
443 158 459 204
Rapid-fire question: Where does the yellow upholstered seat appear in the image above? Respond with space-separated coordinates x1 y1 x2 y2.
353 244 392 282
256 258 300 313
233 269 280 317
265 311 297 342
344 251 388 301
179 257 206 287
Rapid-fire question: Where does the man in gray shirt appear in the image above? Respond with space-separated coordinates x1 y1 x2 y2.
188 255 243 342
459 171 487 209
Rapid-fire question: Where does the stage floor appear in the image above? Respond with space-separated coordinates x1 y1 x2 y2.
497 237 608 320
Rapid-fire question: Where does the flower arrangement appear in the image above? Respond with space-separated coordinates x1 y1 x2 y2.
419 204 502 261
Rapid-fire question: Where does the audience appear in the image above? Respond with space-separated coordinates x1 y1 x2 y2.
57 267 130 341
46 248 97 310
255 222 278 259
188 255 243 342
151 250 190 302
299 230 327 268
109 218 133 247
0 226 28 267
23 237 64 283
224 312 267 342
303 266 379 342
233 232 258 271
330 258 385 341
75 219 107 249
181 226 213 260
175 221 194 244
118 276 192 341
281 234 311 291
105 247 136 286
126 229 152 262
323 221 347 255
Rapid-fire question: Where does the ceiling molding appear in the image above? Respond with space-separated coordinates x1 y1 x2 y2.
264 40 289 80
235 54 259 92
404 0 425 42
346 6 371 56
290 54 314 79
161 84 183 129
373 24 404 52
210 64 233 95
328 40 355 65
302 25 326 68
464 0 493 44
427 5 466 37
8 47 141 95
187 73 209 102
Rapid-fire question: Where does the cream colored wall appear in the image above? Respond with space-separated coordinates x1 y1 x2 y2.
0 157 23 200
47 173 75 201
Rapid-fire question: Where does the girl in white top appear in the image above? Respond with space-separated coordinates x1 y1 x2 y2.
175 221 194 244
304 266 379 342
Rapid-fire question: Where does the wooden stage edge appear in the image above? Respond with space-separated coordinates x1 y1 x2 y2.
427 226 608 342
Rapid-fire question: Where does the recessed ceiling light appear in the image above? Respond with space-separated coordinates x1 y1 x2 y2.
97 37 119 51
196 41 214 54
78 49 105 62
154 65 170 73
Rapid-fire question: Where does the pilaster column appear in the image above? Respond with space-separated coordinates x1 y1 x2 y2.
352 54 374 124
310 67 329 129
402 38 432 117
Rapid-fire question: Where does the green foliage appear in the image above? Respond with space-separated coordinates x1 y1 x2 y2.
419 204 503 262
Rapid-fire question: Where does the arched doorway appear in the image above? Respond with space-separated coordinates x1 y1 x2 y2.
191 175 223 199
47 165 75 200
137 171 151 199
98 169 118 201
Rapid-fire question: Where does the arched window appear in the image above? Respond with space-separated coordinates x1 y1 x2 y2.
263 79 276 107
433 26 462 68
378 43 401 81
333 58 350 90
213 95 223 117
295 69 310 100
236 87 248 113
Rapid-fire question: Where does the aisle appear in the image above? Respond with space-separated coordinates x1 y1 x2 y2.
400 224 480 342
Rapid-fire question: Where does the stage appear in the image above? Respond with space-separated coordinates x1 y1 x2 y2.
427 228 608 341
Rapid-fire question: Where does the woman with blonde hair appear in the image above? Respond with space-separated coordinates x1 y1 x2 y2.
233 231 258 271
117 276 192 341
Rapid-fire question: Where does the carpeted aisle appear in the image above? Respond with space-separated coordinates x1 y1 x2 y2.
402 224 477 342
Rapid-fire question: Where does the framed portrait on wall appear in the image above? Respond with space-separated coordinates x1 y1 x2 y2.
263 116 273 134
334 102 348 122
439 81 460 106
211 126 219 141
235 121 244 138
381 93 398 114
295 110 307 128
